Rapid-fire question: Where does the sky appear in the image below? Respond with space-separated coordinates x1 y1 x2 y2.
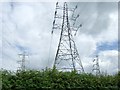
1 1 118 75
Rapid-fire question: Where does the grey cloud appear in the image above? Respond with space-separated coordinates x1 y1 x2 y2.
68 2 117 36
1 2 118 74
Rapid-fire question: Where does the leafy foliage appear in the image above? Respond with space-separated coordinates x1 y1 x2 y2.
1 69 119 90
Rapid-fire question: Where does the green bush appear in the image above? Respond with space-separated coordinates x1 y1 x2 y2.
1 69 119 90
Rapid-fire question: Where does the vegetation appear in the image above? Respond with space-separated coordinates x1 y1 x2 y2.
1 68 120 90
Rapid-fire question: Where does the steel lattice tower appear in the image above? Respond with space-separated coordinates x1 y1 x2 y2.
92 55 100 75
52 2 84 73
17 52 28 71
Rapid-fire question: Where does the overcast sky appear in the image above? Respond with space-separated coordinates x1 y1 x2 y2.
1 1 118 75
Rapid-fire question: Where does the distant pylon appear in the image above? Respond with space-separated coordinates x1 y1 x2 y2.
92 55 100 75
17 51 28 71
52 2 84 73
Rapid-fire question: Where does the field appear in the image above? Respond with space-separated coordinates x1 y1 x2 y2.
1 68 120 90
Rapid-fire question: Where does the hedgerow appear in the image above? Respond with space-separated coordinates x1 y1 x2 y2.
1 68 119 90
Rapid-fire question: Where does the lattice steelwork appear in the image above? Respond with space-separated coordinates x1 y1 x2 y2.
92 55 100 75
52 2 84 73
17 52 28 71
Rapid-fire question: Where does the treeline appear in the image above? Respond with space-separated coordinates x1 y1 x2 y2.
1 68 120 90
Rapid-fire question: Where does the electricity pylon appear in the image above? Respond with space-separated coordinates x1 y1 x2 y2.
92 55 100 75
17 51 28 71
52 2 84 73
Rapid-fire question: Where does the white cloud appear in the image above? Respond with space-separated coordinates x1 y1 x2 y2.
12 4 35 26
99 50 118 74
96 11 118 43
2 2 56 70
1 2 118 75
76 34 97 57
